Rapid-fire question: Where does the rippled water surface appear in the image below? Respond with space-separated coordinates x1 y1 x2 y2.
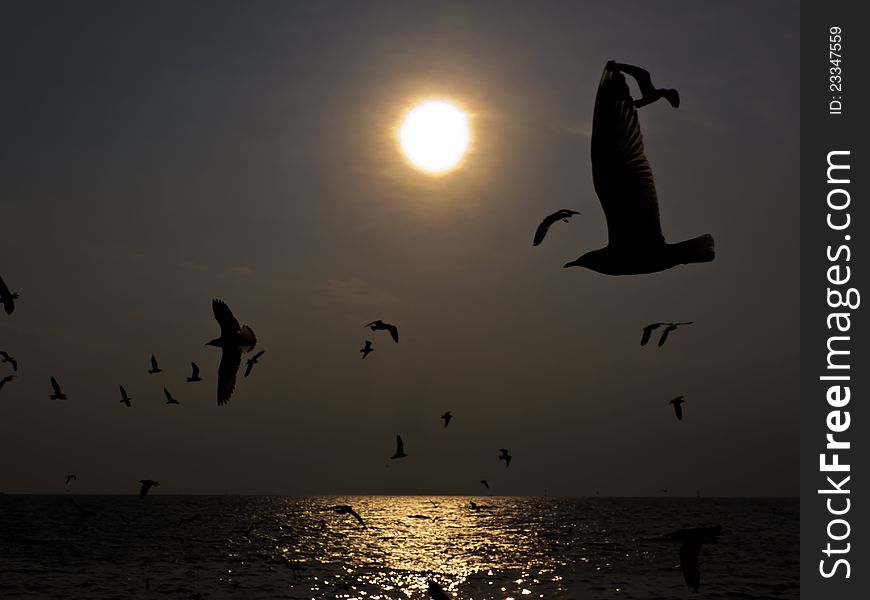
0 495 797 599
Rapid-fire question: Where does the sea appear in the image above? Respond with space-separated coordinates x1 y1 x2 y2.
0 495 798 599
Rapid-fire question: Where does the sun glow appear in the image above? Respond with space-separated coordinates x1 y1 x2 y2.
398 100 470 174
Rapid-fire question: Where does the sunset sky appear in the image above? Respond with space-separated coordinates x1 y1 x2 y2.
0 1 798 496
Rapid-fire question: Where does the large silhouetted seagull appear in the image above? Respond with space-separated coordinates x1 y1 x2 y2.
186 362 202 382
391 435 408 459
139 480 159 499
564 61 714 275
164 388 179 405
0 351 17 371
119 385 132 407
533 209 581 246
360 341 373 359
148 355 162 374
0 374 13 391
668 525 722 591
365 320 399 343
0 276 19 315
244 350 264 378
207 299 257 405
50 377 67 400
657 322 694 347
670 396 685 420
499 448 512 468
329 504 366 528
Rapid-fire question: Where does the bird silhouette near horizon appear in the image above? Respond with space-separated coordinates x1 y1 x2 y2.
66 474 77 485
391 435 408 459
365 320 399 343
0 374 13 391
480 479 489 489
533 209 581 246
360 341 373 359
563 61 714 275
139 479 158 499
0 351 17 371
670 396 685 420
119 385 132 407
329 504 366 528
499 448 512 468
244 350 265 378
148 355 162 374
441 411 452 427
50 376 67 400
428 581 451 600
163 388 180 405
207 299 257 405
668 525 722 591
186 362 202 382
657 322 694 347
0 275 19 315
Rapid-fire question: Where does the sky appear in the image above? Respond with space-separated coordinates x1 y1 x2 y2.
0 1 799 496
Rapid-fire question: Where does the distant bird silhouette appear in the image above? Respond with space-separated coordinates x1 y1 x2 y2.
365 320 399 343
186 362 202 382
668 525 722 591
499 448 512 468
639 323 665 346
119 385 132 407
0 351 17 371
0 275 19 315
657 321 693 347
244 350 265 378
469 500 479 510
670 396 685 420
480 479 489 489
613 62 680 108
138 479 158 499
148 355 162 374
50 376 67 400
533 209 581 246
428 581 451 600
0 374 13 391
164 388 179 405
329 504 366 528
391 435 408 459
206 299 257 405
360 341 373 359
66 474 77 485
441 411 452 427
563 61 714 275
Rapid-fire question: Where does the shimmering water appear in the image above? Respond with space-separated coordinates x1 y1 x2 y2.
0 495 797 599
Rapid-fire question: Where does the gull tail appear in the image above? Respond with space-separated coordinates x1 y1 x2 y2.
672 234 715 265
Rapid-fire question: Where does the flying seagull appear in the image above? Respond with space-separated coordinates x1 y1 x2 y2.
533 209 581 246
657 321 694 347
163 388 179 405
441 411 452 427
480 479 489 489
329 504 366 528
139 479 159 499
360 341 373 359
499 448 512 468
50 377 67 400
612 62 680 108
0 374 13 391
66 474 77 484
0 351 17 371
0 275 19 315
186 362 202 382
365 320 399 343
391 435 408 459
563 61 714 275
206 299 257 405
668 525 722 591
670 396 685 420
148 355 162 374
639 323 665 346
119 385 132 407
244 350 265 378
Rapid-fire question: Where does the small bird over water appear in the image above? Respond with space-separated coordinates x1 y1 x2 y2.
499 448 512 468
365 320 399 343
138 479 159 499
148 355 162 374
0 275 19 315
391 435 408 459
441 411 452 427
668 525 722 591
244 350 265 378
207 299 257 405
480 479 489 489
187 362 202 382
670 396 685 420
66 474 77 485
50 377 67 400
428 581 451 600
0 351 17 371
360 341 373 359
533 209 581 246
164 388 180 405
119 385 132 407
328 504 366 528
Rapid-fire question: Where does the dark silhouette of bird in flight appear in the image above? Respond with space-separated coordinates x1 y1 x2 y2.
186 362 202 382
0 276 19 315
244 350 265 378
499 448 512 468
639 323 665 346
0 351 17 371
50 377 67 400
139 479 158 499
612 62 680 108
668 525 722 591
480 479 489 489
428 581 451 600
207 299 257 405
533 209 581 246
365 320 399 343
657 321 693 347
329 504 366 528
66 474 77 484
391 435 408 459
148 355 162 374
119 385 132 407
441 411 452 427
360 341 373 359
563 61 714 275
0 374 13 391
670 396 685 420
163 388 179 405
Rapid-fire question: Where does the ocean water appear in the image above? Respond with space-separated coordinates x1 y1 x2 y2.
0 495 797 599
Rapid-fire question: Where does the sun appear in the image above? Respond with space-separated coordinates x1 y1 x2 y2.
398 100 470 174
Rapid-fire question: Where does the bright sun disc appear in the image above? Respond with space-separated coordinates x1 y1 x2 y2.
398 100 470 174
